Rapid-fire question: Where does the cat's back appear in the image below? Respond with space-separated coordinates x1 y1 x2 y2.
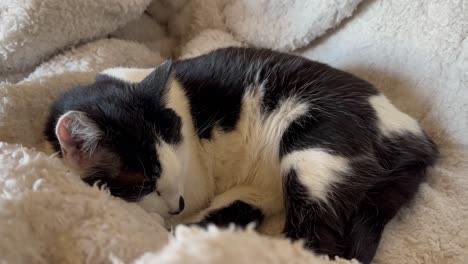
173 47 377 96
170 47 436 175
173 47 380 119
172 48 383 153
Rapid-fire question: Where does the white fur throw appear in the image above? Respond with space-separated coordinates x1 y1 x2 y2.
1 0 467 263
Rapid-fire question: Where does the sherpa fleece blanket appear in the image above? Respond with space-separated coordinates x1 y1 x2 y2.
0 0 467 263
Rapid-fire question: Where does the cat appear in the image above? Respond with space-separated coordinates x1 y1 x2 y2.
45 47 438 264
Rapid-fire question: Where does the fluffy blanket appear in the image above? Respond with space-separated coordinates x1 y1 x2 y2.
0 0 467 263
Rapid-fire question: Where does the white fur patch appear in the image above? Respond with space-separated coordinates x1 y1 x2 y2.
192 87 310 219
369 94 422 136
281 149 349 202
239 88 310 165
165 80 214 217
156 141 184 213
260 98 310 156
167 81 194 143
100 67 153 83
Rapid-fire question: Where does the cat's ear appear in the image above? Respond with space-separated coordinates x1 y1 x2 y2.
139 60 173 93
55 111 102 168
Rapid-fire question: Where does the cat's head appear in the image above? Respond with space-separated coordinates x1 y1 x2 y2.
45 61 188 216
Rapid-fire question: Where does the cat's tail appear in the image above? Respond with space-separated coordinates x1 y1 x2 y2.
344 132 439 264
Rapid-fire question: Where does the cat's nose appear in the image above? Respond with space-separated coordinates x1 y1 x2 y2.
179 196 185 211
169 196 185 215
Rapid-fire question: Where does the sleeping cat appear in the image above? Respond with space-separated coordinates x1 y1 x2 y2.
45 47 438 264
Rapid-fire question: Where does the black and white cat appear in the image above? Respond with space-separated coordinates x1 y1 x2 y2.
45 48 438 264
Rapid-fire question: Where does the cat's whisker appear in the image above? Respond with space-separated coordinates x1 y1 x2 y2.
196 114 218 136
136 156 149 199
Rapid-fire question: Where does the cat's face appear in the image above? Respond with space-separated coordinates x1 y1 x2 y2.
48 61 187 216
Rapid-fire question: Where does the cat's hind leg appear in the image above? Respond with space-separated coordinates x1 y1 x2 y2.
283 169 347 259
344 134 438 263
281 149 375 261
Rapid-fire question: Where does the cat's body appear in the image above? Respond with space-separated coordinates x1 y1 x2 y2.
45 48 438 264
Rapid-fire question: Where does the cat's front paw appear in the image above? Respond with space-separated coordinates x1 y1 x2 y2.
183 220 212 229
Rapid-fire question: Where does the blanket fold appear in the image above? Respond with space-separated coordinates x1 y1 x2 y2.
0 0 153 82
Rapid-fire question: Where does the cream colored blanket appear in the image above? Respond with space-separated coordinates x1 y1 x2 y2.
0 0 467 263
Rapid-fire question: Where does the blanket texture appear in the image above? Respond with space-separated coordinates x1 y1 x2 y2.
0 0 467 263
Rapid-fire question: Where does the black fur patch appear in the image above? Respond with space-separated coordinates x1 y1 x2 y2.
193 200 264 229
174 52 249 139
279 108 378 158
